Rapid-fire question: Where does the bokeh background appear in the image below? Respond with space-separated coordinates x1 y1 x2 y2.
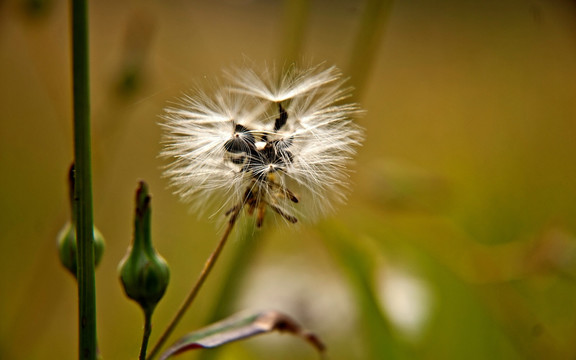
2 0 576 359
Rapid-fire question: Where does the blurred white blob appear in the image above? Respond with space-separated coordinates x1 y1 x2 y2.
376 265 433 340
236 256 358 338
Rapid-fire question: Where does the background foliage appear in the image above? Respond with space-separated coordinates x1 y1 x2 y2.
1 0 576 359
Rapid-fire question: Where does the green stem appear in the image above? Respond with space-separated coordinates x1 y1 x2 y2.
318 221 401 359
281 0 310 63
347 0 394 100
71 0 97 359
140 310 153 360
146 208 242 360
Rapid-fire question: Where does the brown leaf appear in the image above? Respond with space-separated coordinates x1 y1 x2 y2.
159 310 325 359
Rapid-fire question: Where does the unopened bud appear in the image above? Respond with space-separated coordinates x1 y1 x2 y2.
57 223 105 277
57 164 105 277
119 181 170 314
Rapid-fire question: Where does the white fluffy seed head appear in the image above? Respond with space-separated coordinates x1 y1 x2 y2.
161 63 364 224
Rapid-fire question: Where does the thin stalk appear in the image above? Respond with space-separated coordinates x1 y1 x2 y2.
140 310 153 360
198 217 263 360
281 0 310 64
318 221 401 359
70 0 97 358
347 0 394 100
146 208 242 360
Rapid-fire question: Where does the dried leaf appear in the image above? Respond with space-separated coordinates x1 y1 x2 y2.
159 310 325 359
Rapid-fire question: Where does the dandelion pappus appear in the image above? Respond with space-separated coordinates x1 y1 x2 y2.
161 63 364 226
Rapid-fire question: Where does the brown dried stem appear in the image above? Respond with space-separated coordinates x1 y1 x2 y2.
146 206 243 360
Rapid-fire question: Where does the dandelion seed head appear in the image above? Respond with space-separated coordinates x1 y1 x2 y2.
161 63 364 225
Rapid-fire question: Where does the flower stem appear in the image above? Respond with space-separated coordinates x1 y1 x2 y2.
70 0 97 358
197 217 263 360
140 310 153 360
146 207 243 360
347 0 394 99
281 0 310 63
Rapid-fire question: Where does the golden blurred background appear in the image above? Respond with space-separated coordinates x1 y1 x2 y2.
1 0 576 359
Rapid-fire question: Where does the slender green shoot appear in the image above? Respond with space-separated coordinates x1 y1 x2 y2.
140 310 153 360
70 0 97 358
347 0 394 99
281 0 310 63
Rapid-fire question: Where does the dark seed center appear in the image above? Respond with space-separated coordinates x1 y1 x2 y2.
224 104 294 178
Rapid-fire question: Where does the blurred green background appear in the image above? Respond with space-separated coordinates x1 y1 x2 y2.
1 0 576 359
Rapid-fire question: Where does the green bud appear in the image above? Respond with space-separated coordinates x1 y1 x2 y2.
57 164 105 277
57 222 105 277
119 181 170 314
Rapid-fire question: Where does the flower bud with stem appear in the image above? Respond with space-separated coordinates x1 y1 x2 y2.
57 164 105 278
119 181 170 360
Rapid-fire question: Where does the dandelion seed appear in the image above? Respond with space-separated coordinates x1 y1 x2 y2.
161 63 364 226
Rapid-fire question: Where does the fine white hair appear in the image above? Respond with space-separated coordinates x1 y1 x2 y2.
161 63 364 224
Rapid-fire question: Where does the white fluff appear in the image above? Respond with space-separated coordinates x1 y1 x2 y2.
161 63 364 225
